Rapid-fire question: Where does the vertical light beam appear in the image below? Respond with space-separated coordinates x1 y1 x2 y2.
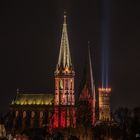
101 0 110 88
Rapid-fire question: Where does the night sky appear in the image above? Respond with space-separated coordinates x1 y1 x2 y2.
0 0 140 112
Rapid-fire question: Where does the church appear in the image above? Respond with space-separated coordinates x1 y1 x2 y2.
9 13 110 133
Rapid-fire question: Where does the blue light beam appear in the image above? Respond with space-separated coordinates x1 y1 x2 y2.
101 0 110 88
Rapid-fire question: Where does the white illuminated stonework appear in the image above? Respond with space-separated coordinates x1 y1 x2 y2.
54 13 75 106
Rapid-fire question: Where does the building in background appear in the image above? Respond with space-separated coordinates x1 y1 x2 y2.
77 44 96 126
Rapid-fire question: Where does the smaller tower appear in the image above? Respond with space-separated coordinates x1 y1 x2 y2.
78 44 96 126
98 88 111 121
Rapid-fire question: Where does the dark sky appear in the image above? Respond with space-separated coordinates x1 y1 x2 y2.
0 0 140 112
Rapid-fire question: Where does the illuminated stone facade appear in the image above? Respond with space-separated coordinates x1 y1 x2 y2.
9 13 112 133
10 104 54 131
98 88 111 121
10 13 76 131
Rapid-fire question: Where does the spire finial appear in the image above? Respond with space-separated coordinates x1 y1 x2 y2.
64 11 67 24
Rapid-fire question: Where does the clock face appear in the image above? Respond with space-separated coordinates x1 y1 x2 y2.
60 79 63 89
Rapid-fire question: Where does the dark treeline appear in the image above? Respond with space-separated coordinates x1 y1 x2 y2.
94 107 140 140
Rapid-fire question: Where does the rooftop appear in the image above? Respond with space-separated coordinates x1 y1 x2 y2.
11 93 54 106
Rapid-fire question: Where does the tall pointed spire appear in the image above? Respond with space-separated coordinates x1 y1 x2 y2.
88 42 96 125
88 42 95 98
54 13 76 128
79 42 96 99
56 12 73 74
78 42 96 126
88 41 94 94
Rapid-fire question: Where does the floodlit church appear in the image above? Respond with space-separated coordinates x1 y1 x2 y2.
9 13 110 132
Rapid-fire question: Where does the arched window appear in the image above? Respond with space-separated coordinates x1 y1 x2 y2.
15 111 19 117
23 111 26 118
59 79 63 90
39 111 43 118
70 79 73 90
31 111 35 118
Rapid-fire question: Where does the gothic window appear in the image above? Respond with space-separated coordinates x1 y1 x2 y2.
59 79 63 90
70 79 73 90
55 80 58 90
39 111 43 118
23 111 26 118
31 111 35 118
65 79 68 90
15 111 19 117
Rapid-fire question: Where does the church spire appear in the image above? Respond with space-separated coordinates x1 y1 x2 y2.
88 42 95 98
56 12 73 74
78 42 96 126
79 42 96 99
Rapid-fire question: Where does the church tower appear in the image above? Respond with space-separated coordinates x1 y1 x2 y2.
78 44 96 126
53 13 76 128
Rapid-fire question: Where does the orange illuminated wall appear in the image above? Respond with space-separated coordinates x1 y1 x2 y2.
98 88 111 121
